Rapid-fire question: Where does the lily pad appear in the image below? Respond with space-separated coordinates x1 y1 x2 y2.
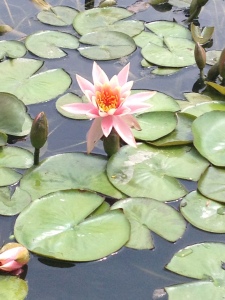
206 50 221 66
14 190 130 261
132 111 177 141
0 93 32 136
56 93 89 120
17 152 124 200
180 191 225 233
205 81 225 95
25 31 79 59
73 7 133 35
0 58 71 105
78 31 136 60
198 166 225 203
0 186 31 216
150 113 194 146
0 41 26 59
0 275 28 300
107 143 209 201
142 37 195 67
192 111 225 166
0 168 22 187
37 6 79 26
0 133 7 146
168 0 191 7
134 31 163 48
165 242 225 300
111 197 186 249
0 146 33 169
182 101 225 117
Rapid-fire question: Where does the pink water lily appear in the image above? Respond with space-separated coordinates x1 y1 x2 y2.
62 62 156 153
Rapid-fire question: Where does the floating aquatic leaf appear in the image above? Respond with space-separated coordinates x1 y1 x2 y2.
107 143 209 201
0 275 28 300
0 25 13 34
0 41 26 59
73 7 133 35
0 93 32 136
0 168 22 187
151 66 182 75
0 133 7 146
17 153 124 200
205 81 225 95
168 0 191 7
206 50 221 66
25 31 79 59
192 111 225 166
78 31 136 60
37 6 78 26
14 190 130 261
134 31 163 48
112 197 186 249
0 58 71 105
181 191 225 233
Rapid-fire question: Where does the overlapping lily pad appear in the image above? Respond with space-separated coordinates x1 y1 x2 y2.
0 40 26 59
37 6 79 26
73 7 133 35
17 153 124 200
107 143 209 201
0 133 7 146
0 58 71 104
0 275 28 300
14 190 130 261
111 197 186 249
78 31 136 60
192 111 225 166
180 191 225 233
25 31 79 59
0 93 32 136
165 243 225 299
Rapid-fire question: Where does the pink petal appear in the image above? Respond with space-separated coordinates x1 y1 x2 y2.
109 75 119 89
121 115 141 130
126 91 156 105
120 80 133 97
92 62 109 86
62 103 99 117
0 260 22 272
117 63 130 86
76 75 95 96
101 115 113 137
0 247 24 261
122 103 151 114
86 118 103 153
112 116 137 147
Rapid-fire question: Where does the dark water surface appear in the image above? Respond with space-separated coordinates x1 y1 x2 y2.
1 1 225 299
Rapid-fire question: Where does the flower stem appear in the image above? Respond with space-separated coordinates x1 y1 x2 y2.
103 129 120 157
33 148 40 165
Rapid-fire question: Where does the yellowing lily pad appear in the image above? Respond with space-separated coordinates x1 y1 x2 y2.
0 58 71 105
0 275 28 300
111 197 186 249
205 81 225 95
14 190 130 261
25 31 79 59
0 40 26 59
78 31 136 60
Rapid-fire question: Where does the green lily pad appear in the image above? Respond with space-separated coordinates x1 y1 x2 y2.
0 168 22 187
168 0 191 7
145 21 192 40
134 31 163 48
73 7 133 35
150 113 194 146
198 166 225 203
142 37 195 67
37 6 79 26
107 144 209 201
0 146 33 169
0 41 26 59
205 81 225 95
0 133 7 146
182 101 225 117
180 191 225 233
17 153 124 200
0 93 32 136
132 111 177 141
151 66 182 75
14 190 130 261
56 93 89 120
0 275 28 300
78 31 136 60
192 111 225 166
191 23 214 45
0 58 71 105
0 186 31 216
206 50 221 66
25 31 79 59
111 197 186 249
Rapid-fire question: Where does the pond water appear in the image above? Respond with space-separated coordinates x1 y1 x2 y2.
1 0 225 299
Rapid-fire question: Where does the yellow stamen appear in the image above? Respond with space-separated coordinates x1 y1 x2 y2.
96 85 119 112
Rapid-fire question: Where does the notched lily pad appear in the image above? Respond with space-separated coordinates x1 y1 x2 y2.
14 190 130 261
25 31 79 59
78 31 136 60
37 6 79 26
0 41 26 59
112 197 186 249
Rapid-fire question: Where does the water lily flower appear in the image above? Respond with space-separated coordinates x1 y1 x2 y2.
0 243 30 273
62 62 156 153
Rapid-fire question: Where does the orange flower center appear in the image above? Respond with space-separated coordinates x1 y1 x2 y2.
95 85 120 112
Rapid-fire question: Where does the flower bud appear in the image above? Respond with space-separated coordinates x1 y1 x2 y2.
0 243 29 272
207 62 219 81
194 42 206 70
30 112 48 149
219 48 225 79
